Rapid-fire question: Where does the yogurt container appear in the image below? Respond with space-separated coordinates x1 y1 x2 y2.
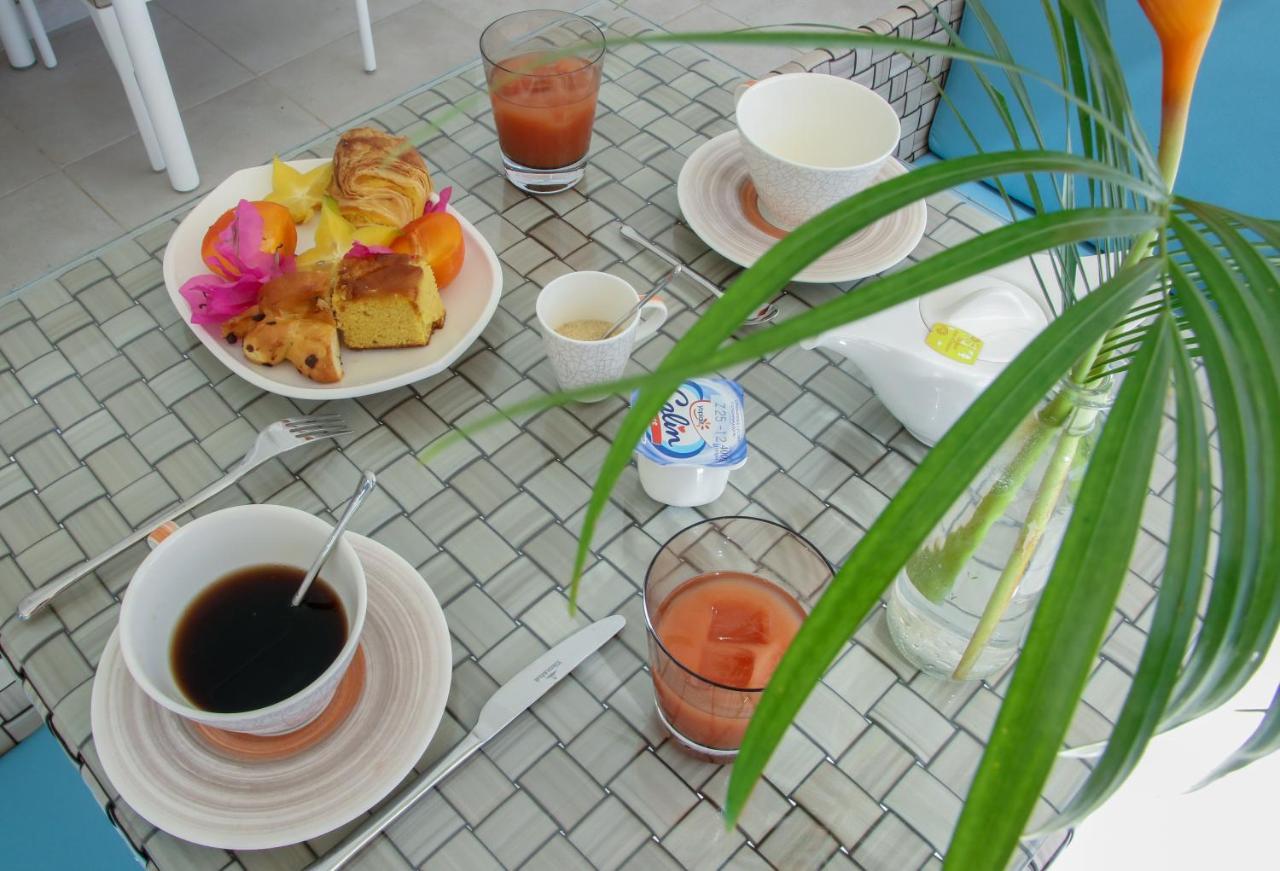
634 377 748 507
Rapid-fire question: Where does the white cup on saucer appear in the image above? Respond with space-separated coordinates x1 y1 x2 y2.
536 270 668 400
118 504 367 736
736 72 902 230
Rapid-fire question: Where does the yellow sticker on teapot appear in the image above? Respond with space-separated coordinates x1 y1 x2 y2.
926 322 983 365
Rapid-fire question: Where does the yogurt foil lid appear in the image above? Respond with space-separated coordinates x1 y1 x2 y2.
634 377 748 467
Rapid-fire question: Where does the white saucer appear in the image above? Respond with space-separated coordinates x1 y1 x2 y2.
676 132 927 284
91 533 452 850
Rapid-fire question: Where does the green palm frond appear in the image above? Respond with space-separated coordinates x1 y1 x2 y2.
568 151 1162 599
1028 322 1210 835
1193 684 1280 789
933 5 1070 311
950 305 1176 866
469 5 1280 868
1163 212 1280 725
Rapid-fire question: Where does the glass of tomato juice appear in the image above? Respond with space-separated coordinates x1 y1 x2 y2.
644 516 833 760
480 11 605 194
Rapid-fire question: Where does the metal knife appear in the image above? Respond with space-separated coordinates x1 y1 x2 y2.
308 614 626 871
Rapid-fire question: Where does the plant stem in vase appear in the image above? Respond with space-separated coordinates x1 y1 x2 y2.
887 375 1113 680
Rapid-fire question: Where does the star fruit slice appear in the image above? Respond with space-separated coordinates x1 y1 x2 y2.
296 197 399 267
264 156 333 223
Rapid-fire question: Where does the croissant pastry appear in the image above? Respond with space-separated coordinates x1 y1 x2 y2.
329 127 432 228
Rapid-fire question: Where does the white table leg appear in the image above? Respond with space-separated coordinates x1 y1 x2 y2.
88 4 165 172
111 0 198 192
0 0 36 69
354 0 375 73
17 0 55 68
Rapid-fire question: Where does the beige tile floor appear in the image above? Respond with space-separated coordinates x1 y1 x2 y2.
0 0 888 297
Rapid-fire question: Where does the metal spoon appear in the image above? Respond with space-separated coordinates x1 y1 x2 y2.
292 470 377 606
603 265 681 339
618 224 780 326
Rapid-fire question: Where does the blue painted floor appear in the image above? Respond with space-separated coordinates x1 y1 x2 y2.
0 726 140 870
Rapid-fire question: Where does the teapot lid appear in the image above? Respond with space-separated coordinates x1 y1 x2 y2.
918 276 1049 364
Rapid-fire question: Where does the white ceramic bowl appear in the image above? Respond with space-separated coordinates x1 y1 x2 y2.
118 505 367 736
737 73 901 229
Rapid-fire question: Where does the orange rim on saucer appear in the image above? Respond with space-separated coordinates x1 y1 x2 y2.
192 645 367 762
738 179 787 240
677 131 926 283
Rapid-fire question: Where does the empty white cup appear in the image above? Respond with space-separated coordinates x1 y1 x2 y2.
118 504 366 736
737 72 902 230
536 270 667 400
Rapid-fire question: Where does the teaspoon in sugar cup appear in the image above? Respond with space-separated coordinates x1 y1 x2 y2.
602 264 681 339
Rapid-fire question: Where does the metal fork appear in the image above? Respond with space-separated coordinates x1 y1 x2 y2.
15 414 351 621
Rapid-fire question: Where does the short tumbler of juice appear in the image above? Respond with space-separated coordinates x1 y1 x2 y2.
644 516 833 760
480 11 605 194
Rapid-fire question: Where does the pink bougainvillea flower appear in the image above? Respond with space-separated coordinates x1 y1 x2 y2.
180 273 264 325
181 199 295 325
423 186 452 215
345 241 395 259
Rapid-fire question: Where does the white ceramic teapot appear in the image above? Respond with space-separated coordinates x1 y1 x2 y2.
803 254 1091 445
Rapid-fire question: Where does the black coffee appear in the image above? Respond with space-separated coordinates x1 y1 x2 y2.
171 565 347 713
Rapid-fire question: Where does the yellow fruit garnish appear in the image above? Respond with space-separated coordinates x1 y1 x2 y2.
354 226 399 246
296 197 398 267
264 157 332 224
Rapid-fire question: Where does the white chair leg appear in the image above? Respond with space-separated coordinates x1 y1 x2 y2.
0 0 36 69
87 3 165 172
17 0 55 68
354 0 375 73
111 0 199 192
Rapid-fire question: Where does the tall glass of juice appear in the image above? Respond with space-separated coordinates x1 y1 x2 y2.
644 516 833 760
480 11 605 194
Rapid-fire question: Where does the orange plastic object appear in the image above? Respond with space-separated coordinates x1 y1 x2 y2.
146 521 179 549
200 200 298 280
390 212 465 289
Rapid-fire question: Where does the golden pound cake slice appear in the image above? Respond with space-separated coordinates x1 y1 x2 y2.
333 252 445 350
223 268 344 383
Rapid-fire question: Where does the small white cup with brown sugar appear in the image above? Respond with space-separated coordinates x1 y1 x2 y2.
536 271 667 400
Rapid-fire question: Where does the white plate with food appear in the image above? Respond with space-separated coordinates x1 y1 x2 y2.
163 136 502 400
